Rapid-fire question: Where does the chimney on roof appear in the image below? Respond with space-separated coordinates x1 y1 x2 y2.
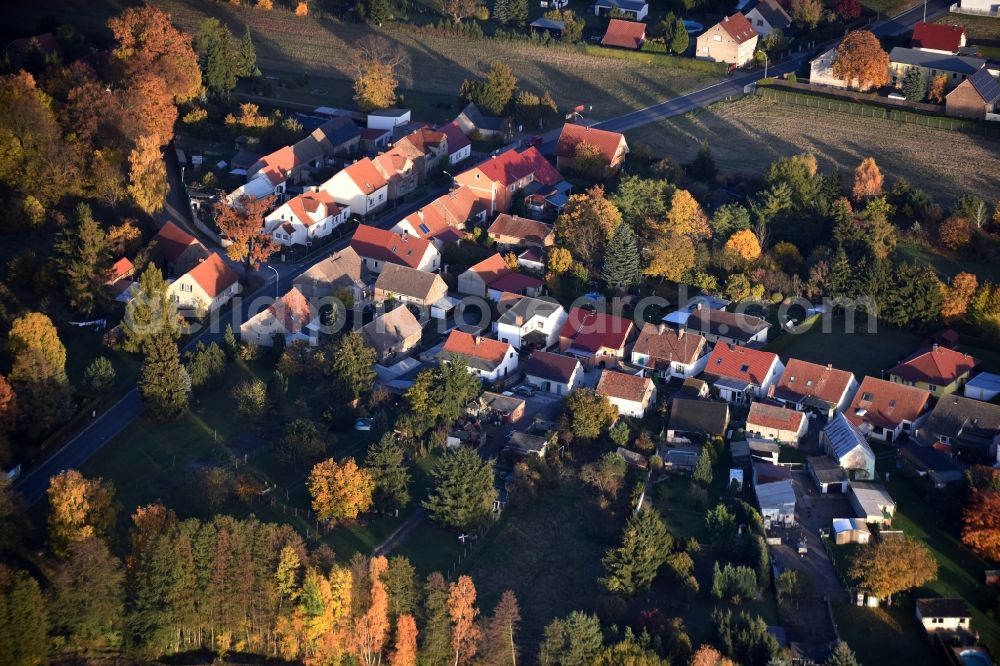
678 328 685 339
932 343 939 352
827 363 832 370
728 342 736 352
658 323 667 334
475 335 483 345
696 302 703 311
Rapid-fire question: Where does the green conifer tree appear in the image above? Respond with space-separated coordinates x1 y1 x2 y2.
599 507 673 595
138 333 189 420
601 222 641 291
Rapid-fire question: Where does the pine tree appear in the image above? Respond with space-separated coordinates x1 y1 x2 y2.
599 507 673 596
692 451 713 486
0 571 49 665
8 312 74 438
670 17 689 53
901 67 925 102
329 330 377 401
122 264 180 353
826 641 860 666
365 434 411 513
195 18 238 95
422 447 496 530
369 0 391 24
421 573 453 665
492 0 510 23
506 0 528 25
55 203 109 316
236 27 257 77
49 537 125 649
601 222 641 291
138 333 189 420
689 141 715 181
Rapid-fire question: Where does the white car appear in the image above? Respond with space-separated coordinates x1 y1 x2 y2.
354 418 373 431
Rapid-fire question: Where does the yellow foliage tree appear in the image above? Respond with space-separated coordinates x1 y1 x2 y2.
351 37 410 113
852 157 883 201
128 134 168 214
849 536 938 603
308 458 374 523
389 614 418 666
643 232 695 282
547 247 573 274
832 30 889 91
664 189 711 240
448 575 481 664
928 73 948 103
723 229 762 266
47 469 118 558
352 556 390 666
257 0 273 7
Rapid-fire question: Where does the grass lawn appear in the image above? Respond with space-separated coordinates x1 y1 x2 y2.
883 475 1000 658
80 355 428 560
61 321 140 390
897 238 1000 285
456 476 614 651
625 95 1000 203
934 13 1000 40
764 316 922 380
6 1 722 121
832 603 936 666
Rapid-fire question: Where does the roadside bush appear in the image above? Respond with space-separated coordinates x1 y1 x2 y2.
84 357 116 394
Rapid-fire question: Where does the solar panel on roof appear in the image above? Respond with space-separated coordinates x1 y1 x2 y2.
969 68 1000 104
418 224 431 234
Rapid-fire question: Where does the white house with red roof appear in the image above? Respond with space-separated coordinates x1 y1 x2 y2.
746 401 808 444
558 307 635 369
696 13 759 66
702 344 784 404
320 157 389 217
911 21 966 54
596 370 657 418
264 189 351 246
454 147 564 215
847 376 932 442
167 253 242 315
350 225 441 273
439 330 518 382
524 350 584 395
240 287 319 347
770 358 858 421
152 221 210 276
391 186 485 247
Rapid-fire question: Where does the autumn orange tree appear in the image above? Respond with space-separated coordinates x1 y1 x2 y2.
47 470 118 559
0 374 15 465
352 556 390 666
939 216 973 250
214 194 278 271
832 31 889 91
108 6 201 103
554 185 624 270
929 73 949 103
663 189 712 240
351 36 410 112
448 575 481 664
389 614 418 666
308 458 374 523
963 489 1000 561
852 157 883 201
849 535 937 603
941 272 978 320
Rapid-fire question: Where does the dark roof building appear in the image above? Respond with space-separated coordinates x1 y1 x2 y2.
915 393 1000 460
523 350 580 384
667 398 731 438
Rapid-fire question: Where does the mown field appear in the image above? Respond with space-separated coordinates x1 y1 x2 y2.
626 94 1000 202
6 0 723 120
933 13 1000 41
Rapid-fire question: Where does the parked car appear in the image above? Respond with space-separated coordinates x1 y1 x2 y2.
354 418 373 431
514 386 535 397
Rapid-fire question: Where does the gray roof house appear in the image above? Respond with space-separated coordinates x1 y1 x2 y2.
914 393 1000 461
821 412 876 481
455 102 506 139
666 398 730 440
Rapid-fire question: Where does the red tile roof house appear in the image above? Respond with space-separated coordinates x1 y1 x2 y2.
746 401 808 445
597 370 657 418
701 344 784 405
523 350 584 395
392 186 487 247
558 307 635 369
167 253 242 317
911 21 966 54
696 13 759 66
769 358 859 421
630 323 709 380
152 221 211 276
391 128 449 183
457 254 543 300
320 157 389 217
846 376 932 443
487 214 555 249
555 124 629 174
350 225 441 273
888 344 979 396
439 330 519 382
453 147 564 216
601 19 647 50
240 287 319 347
264 189 350 247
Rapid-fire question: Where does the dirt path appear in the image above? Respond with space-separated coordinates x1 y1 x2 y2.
373 508 426 556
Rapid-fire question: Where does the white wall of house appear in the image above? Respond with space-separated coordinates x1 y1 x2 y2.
321 171 388 216
525 368 583 396
496 310 567 350
631 351 709 379
607 390 656 418
240 314 319 347
361 246 441 275
449 145 472 165
465 347 519 382
916 613 971 633
168 276 241 314
746 419 806 444
265 203 351 247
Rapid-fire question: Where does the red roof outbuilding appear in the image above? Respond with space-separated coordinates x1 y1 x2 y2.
601 19 646 49
911 21 966 53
